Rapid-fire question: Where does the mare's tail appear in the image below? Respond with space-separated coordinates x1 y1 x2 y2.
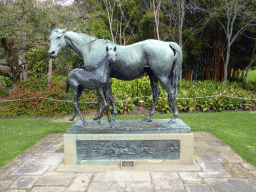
66 79 70 93
169 42 183 96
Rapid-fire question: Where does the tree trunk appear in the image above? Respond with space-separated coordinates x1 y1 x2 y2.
223 41 231 85
47 58 52 88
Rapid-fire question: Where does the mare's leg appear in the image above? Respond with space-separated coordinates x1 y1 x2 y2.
72 89 87 126
144 70 160 122
70 99 76 121
95 93 102 124
158 76 178 123
109 88 118 122
70 86 84 121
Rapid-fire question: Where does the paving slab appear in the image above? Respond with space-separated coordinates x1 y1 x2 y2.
41 133 62 142
14 153 41 162
204 178 256 192
195 154 226 163
193 147 218 155
92 171 151 182
198 172 231 178
10 176 39 189
222 163 254 179
87 182 125 192
194 141 213 149
200 132 219 140
251 171 256 177
250 178 256 186
151 172 185 191
185 184 211 192
192 132 205 138
25 146 43 153
0 161 24 179
178 172 202 183
67 173 93 192
34 172 74 186
56 164 108 172
45 165 57 172
30 186 66 192
241 162 256 171
198 162 226 172
1 175 20 182
11 163 49 176
33 153 64 165
0 180 12 191
6 189 28 192
54 145 64 153
125 182 153 192
39 145 61 153
207 140 230 147
220 152 244 163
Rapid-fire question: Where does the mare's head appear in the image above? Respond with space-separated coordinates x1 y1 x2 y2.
48 28 68 58
106 44 117 62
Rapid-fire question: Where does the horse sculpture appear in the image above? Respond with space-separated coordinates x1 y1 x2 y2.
49 28 182 123
66 44 117 128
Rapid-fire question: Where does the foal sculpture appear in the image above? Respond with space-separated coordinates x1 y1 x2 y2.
66 44 116 127
49 28 182 123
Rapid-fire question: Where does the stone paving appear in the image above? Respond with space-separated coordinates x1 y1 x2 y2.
0 132 256 192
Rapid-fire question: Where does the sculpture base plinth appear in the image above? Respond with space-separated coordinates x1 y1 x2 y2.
64 119 194 165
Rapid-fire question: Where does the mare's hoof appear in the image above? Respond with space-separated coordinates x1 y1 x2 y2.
143 117 152 122
109 123 115 129
168 119 176 124
70 118 74 121
111 117 116 122
93 118 101 124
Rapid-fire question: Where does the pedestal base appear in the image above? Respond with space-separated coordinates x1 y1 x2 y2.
64 119 194 165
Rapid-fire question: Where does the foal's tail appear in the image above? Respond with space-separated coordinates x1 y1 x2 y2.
66 79 70 93
169 42 183 96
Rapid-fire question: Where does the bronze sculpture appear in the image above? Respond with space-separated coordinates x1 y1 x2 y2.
48 28 182 124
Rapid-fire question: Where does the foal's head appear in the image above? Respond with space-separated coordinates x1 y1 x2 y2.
106 44 117 62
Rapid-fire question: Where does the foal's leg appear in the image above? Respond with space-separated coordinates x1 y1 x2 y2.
109 88 118 122
105 88 115 128
158 76 178 123
144 70 160 122
93 88 107 120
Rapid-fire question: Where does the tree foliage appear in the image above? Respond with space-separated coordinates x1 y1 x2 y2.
0 0 256 89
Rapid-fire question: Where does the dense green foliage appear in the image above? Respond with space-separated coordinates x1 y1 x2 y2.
1 76 255 117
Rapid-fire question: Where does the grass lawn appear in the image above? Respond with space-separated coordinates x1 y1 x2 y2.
0 111 255 168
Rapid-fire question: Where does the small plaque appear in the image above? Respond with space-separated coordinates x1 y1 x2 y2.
121 160 135 167
121 160 135 169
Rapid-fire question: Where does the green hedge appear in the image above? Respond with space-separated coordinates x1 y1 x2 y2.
0 76 255 117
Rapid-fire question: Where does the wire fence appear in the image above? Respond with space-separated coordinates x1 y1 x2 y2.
1 93 256 104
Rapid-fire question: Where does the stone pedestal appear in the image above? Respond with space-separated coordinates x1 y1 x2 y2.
64 119 194 165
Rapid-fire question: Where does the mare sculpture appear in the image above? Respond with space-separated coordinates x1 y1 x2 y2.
66 44 117 128
48 28 183 123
